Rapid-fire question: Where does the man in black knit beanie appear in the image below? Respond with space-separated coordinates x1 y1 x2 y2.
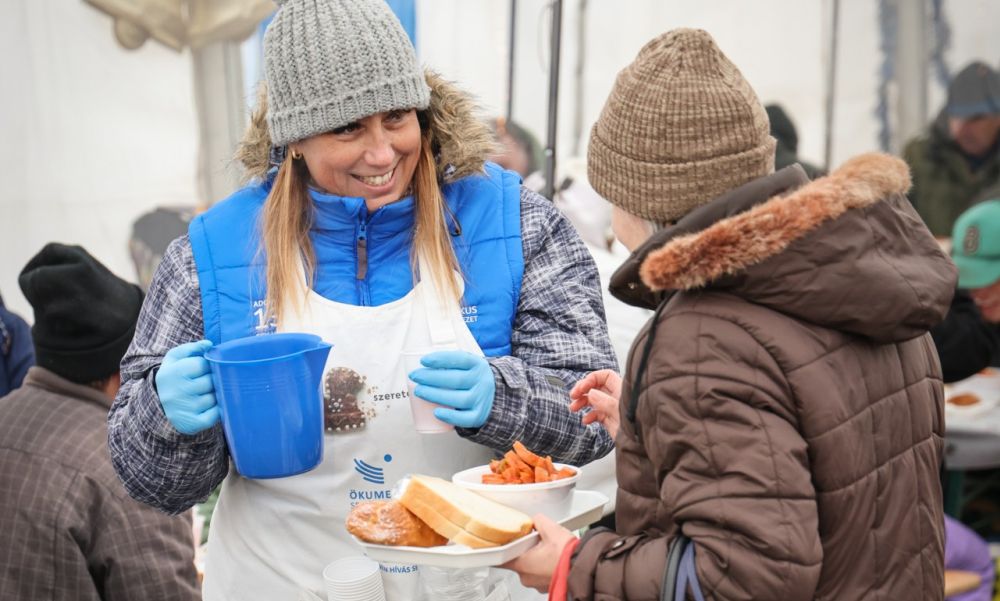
0 243 201 600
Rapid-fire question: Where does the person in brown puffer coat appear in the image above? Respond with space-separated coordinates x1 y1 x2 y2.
504 28 956 601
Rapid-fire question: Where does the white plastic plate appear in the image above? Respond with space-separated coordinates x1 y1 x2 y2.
944 370 1000 419
351 489 608 568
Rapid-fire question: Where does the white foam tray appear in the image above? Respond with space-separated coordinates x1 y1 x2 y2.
351 489 608 568
945 369 1000 427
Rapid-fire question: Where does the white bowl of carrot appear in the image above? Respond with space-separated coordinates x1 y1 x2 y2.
451 442 580 520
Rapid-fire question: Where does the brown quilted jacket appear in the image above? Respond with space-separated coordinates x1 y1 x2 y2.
568 154 955 601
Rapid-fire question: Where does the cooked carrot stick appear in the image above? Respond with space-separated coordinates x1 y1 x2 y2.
505 450 531 471
513 441 544 467
553 467 576 480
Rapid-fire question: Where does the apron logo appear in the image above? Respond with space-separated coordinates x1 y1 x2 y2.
325 367 369 432
353 455 392 484
348 455 394 504
963 225 980 255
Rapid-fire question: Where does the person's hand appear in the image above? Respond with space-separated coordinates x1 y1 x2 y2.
408 350 495 428
501 514 577 592
935 236 952 254
155 340 220 435
569 369 622 438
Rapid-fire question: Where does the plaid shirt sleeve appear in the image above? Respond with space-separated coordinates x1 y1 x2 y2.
108 236 229 516
462 187 618 466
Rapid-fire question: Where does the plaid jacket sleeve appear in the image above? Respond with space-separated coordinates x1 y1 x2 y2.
462 187 618 466
107 236 229 516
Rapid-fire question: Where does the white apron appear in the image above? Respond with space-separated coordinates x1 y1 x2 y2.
203 258 543 601
203 258 501 600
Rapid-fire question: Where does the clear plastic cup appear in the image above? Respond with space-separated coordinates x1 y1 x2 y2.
402 348 455 434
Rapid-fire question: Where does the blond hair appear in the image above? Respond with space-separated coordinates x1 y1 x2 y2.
259 126 461 325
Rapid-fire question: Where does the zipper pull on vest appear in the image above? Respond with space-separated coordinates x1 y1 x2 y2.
356 222 368 280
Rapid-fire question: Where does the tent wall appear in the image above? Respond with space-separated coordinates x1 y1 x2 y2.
2 0 998 320
418 0 1000 174
1 1 198 318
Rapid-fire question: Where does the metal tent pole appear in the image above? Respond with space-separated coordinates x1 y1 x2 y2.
823 0 841 172
506 0 517 121
894 0 929 153
542 0 563 201
571 0 588 158
192 41 246 206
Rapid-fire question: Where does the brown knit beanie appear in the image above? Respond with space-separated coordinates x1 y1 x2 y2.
588 28 775 224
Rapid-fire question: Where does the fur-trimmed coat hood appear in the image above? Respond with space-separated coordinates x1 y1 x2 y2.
610 153 957 343
234 70 497 183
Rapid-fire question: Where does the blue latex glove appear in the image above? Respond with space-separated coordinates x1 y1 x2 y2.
408 350 495 428
155 340 220 435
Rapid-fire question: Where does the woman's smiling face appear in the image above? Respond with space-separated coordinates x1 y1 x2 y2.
292 109 422 210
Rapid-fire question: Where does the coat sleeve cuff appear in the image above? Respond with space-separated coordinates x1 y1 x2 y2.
567 528 619 598
455 359 525 445
549 536 582 600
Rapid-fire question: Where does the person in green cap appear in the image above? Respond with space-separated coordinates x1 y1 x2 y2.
930 283 999 382
924 200 1000 383
953 200 1000 326
928 200 1000 383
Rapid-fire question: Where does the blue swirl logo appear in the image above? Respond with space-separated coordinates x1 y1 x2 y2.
354 458 385 484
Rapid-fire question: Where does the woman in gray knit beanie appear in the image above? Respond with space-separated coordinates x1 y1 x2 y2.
107 1 616 599
509 28 952 601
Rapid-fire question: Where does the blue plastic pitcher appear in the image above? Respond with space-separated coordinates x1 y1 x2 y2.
205 333 332 479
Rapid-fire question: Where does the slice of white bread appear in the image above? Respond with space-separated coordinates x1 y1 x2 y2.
398 475 534 547
400 496 499 549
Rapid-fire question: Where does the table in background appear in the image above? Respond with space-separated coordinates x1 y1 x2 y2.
943 370 1000 519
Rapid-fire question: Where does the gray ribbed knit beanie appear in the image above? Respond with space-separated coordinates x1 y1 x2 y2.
588 28 775 224
264 0 430 147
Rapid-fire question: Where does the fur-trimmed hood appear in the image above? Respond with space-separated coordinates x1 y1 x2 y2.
611 153 957 342
234 70 497 182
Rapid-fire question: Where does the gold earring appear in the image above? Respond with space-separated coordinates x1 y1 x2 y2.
290 148 303 160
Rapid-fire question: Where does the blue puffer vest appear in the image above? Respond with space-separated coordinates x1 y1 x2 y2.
188 162 524 357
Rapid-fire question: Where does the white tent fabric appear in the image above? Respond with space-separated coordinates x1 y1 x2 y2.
1 2 198 318
417 0 1000 177
4 0 1000 322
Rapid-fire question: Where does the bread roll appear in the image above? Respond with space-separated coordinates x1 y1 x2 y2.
346 500 448 547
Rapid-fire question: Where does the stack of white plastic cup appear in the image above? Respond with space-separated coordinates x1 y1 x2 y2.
322 557 386 601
